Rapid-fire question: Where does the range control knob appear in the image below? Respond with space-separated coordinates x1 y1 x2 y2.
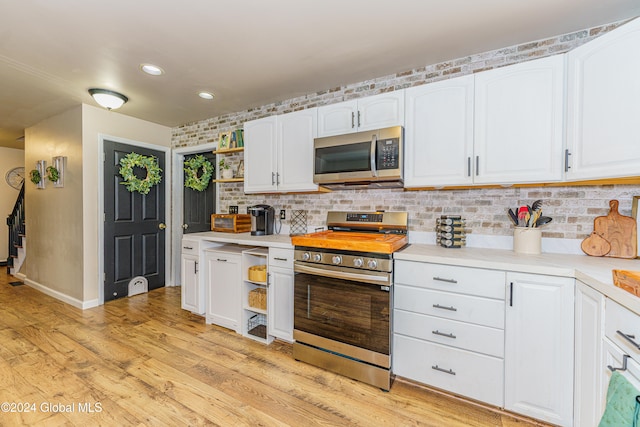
313 253 322 262
302 252 311 261
367 259 378 269
332 255 342 265
353 258 364 268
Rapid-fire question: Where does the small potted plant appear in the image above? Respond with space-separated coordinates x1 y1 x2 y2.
219 158 234 179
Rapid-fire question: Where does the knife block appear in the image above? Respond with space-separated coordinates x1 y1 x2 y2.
513 228 542 254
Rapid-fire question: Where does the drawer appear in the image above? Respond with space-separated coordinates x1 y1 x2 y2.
395 284 505 329
269 248 294 270
181 239 200 255
393 335 504 407
605 299 640 358
394 309 504 357
395 261 505 299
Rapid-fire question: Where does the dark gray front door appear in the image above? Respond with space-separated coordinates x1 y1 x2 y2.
104 140 166 302
183 152 216 233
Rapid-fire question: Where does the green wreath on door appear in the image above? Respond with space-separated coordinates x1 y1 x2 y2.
119 152 162 195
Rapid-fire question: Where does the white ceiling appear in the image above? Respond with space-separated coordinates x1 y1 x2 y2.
2 0 640 150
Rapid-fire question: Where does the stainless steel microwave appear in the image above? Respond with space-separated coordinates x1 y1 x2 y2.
313 126 403 188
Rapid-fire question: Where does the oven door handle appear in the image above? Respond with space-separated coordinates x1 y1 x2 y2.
294 263 390 286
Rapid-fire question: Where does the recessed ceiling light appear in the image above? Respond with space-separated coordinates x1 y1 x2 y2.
198 92 214 100
140 64 164 76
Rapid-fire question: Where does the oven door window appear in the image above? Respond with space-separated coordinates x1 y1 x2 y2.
314 141 372 174
294 272 390 355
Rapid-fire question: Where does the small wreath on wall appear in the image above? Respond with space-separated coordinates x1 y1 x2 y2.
183 155 214 191
119 152 162 195
46 165 60 183
29 169 41 185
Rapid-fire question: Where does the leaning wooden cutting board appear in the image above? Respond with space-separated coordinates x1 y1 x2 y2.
592 200 637 259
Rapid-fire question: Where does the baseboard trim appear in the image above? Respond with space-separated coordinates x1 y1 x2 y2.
16 273 100 310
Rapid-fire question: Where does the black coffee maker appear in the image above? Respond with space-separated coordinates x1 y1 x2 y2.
248 205 275 236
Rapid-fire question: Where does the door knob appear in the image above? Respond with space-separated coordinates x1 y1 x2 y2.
159 223 167 230
182 224 189 229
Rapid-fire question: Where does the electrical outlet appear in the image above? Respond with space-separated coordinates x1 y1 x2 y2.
229 205 238 214
280 209 286 220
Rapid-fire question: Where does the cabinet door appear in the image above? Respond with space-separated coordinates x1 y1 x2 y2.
277 108 318 192
474 55 564 184
357 91 405 131
505 272 574 426
181 254 201 313
244 116 278 193
317 100 358 137
267 266 294 342
206 253 241 331
574 282 604 427
404 75 474 187
566 18 640 180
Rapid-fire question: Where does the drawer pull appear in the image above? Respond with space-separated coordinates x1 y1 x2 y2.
183 246 193 250
273 257 288 261
617 330 640 350
608 354 630 372
217 258 228 262
432 330 456 339
432 365 456 375
433 304 457 312
433 276 457 284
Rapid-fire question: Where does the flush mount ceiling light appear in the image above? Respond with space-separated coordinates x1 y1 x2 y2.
88 88 128 110
198 91 214 100
140 63 164 76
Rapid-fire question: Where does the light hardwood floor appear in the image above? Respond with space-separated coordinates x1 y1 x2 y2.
0 271 549 426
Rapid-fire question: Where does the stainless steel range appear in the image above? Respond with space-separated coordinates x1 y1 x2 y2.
290 211 409 390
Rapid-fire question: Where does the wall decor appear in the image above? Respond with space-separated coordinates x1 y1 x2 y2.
48 156 66 188
118 152 162 195
30 160 46 189
236 159 244 178
183 155 214 191
5 166 25 190
218 132 231 151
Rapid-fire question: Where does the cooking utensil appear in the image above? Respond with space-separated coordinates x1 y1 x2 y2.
508 208 519 226
581 231 611 257
535 216 552 227
518 206 529 226
531 199 542 212
591 199 637 259
530 210 541 228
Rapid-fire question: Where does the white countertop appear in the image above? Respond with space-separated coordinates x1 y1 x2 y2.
181 233 640 316
395 244 640 316
183 231 294 249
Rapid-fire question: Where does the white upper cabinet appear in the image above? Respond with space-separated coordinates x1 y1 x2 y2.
244 115 278 193
566 17 640 181
474 55 565 184
404 75 474 187
244 109 318 193
276 109 318 192
317 91 404 137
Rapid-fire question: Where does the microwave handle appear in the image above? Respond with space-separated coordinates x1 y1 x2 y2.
370 134 378 177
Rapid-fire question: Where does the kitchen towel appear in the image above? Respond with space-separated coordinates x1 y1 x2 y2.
599 370 640 427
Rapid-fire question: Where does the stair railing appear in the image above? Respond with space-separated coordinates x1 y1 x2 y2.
6 183 25 273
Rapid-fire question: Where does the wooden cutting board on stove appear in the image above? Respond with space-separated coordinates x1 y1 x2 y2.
584 200 637 259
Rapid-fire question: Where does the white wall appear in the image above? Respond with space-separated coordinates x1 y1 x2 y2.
23 104 171 308
0 147 25 262
81 104 171 305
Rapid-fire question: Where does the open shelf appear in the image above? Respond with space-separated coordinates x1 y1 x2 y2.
241 247 273 344
212 147 244 154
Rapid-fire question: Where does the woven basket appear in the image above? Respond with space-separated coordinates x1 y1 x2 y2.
248 288 267 310
248 265 267 282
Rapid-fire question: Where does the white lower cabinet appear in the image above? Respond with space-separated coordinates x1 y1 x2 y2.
267 248 294 342
205 245 246 332
394 261 576 426
574 281 605 427
181 238 218 315
504 272 574 427
393 261 506 407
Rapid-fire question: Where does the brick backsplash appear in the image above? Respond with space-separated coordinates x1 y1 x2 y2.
172 19 640 240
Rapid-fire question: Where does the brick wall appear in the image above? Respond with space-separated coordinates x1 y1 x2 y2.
172 19 640 240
